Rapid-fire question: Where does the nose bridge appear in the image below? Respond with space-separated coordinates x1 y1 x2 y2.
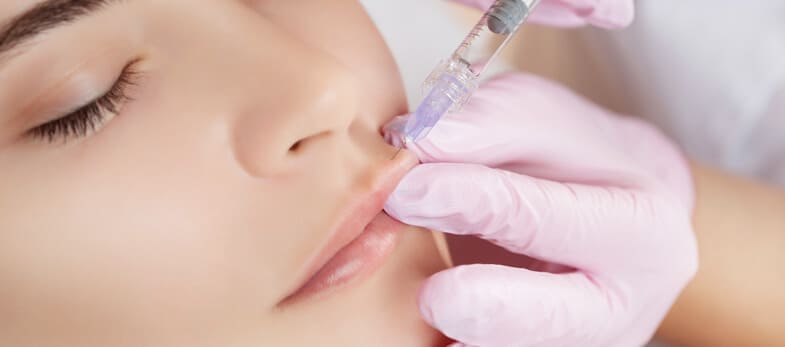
285 57 359 140
229 22 360 177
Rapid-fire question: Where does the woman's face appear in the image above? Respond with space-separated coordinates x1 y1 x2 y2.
0 1 449 346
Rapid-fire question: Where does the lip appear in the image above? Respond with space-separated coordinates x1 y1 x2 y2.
278 150 418 306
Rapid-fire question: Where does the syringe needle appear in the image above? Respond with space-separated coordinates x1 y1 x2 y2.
390 147 404 160
390 0 541 154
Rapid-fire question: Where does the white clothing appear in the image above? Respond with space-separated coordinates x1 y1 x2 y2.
582 1 785 186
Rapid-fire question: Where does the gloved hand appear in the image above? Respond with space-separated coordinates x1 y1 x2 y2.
384 74 698 347
453 0 635 29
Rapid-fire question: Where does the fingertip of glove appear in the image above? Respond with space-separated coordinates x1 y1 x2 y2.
418 266 513 339
448 0 494 11
586 1 635 29
529 2 590 27
384 164 457 208
383 167 433 217
418 267 477 325
450 0 635 29
530 1 635 29
417 270 448 325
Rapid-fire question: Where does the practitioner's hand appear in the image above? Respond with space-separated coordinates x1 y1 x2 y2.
384 73 698 347
453 0 635 29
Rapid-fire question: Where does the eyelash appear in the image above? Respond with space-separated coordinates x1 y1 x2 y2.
29 61 141 143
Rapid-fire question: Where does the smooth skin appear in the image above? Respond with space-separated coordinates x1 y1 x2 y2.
0 1 450 346
658 164 785 346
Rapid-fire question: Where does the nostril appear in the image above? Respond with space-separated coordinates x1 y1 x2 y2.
289 140 303 153
288 130 333 154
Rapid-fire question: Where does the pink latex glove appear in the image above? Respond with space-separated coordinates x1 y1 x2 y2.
453 0 635 29
384 74 698 347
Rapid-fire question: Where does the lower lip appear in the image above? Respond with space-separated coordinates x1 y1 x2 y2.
284 212 405 303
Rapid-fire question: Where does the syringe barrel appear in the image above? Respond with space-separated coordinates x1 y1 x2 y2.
395 0 540 146
452 0 539 76
404 60 477 142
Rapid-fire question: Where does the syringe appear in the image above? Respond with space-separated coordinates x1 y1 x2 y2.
388 0 542 147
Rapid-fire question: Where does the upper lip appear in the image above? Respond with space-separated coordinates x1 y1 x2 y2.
279 150 418 304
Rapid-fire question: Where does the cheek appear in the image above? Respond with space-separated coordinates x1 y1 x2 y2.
0 87 365 333
0 134 305 334
0 172 268 328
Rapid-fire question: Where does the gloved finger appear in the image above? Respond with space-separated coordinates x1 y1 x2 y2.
449 0 586 27
544 0 635 28
403 73 612 165
384 163 647 268
401 74 650 189
448 0 492 10
449 0 634 29
525 1 588 27
419 265 615 347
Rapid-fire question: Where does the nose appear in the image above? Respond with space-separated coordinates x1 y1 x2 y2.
229 32 358 177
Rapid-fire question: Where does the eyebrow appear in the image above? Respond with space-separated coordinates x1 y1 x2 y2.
0 0 117 61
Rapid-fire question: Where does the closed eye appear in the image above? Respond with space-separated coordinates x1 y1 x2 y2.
28 60 140 143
